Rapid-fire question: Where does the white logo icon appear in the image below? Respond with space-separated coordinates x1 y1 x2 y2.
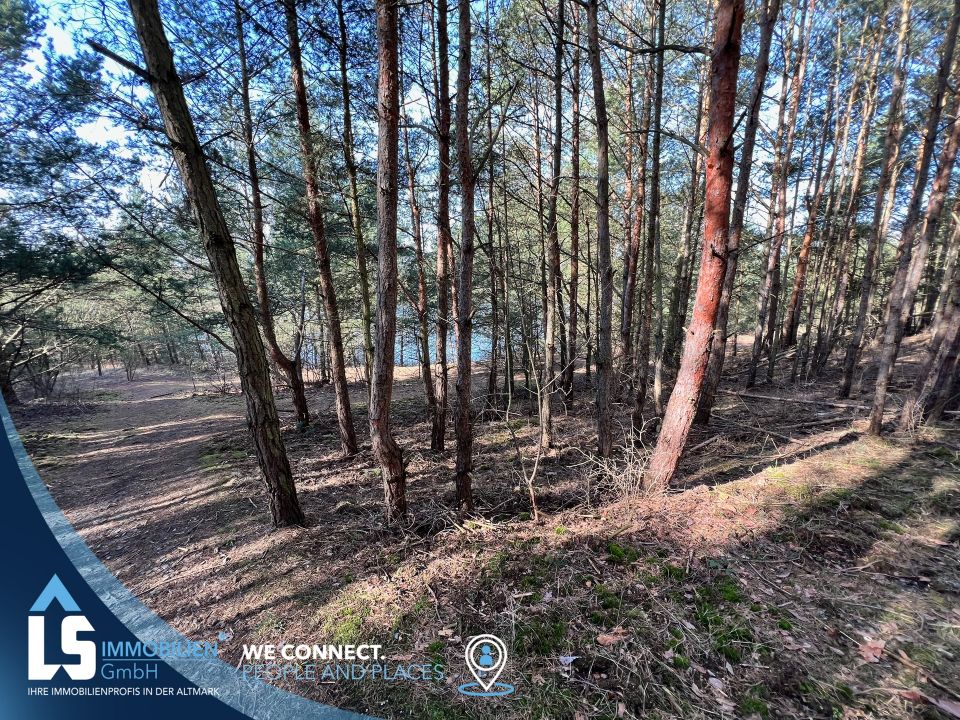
28 575 96 681
459 634 514 696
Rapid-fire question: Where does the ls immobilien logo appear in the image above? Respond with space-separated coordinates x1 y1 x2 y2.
28 575 96 681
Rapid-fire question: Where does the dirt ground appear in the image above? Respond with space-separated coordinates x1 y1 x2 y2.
10 338 960 720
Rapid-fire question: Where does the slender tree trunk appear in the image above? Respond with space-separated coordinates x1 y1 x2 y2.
563 8 581 400
336 0 374 383
695 0 779 424
128 0 304 527
619 47 639 385
633 0 664 426
282 0 357 456
540 0 565 448
815 34 884 373
235 1 309 428
782 82 837 349
665 75 706 367
647 0 744 487
900 249 958 429
484 4 499 411
432 0 452 452
402 114 437 425
370 0 405 521
586 0 613 457
869 0 960 434
925 317 960 421
747 0 811 387
454 0 475 510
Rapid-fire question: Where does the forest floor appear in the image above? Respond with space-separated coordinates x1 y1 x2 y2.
10 336 960 720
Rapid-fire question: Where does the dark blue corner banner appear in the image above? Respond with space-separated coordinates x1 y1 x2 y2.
0 398 375 720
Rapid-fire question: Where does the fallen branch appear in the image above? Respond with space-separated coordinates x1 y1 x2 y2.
718 389 867 411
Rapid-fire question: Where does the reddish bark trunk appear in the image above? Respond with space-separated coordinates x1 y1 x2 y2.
695 0 780 424
646 0 744 488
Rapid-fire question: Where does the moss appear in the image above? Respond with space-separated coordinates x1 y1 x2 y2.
714 575 743 603
426 640 445 655
484 551 508 579
513 618 567 656
607 542 639 565
713 625 753 663
330 612 363 644
554 525 568 535
661 563 686 581
738 695 769 717
777 619 794 631
672 654 691 670
595 585 622 610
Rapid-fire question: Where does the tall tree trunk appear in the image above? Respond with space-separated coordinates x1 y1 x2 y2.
235 0 309 429
695 0 780 424
633 0 664 426
781 76 840 349
336 0 374 383
282 0 357 456
815 35 884 373
646 0 744 487
454 0 475 510
402 113 437 428
619 46 639 386
747 0 811 387
563 7 581 399
128 0 304 527
869 0 960 434
586 0 613 457
665 75 706 367
540 0 565 448
484 3 499 411
432 0 452 452
899 245 959 429
371 0 405 521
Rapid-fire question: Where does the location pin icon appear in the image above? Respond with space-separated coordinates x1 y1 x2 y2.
465 634 507 692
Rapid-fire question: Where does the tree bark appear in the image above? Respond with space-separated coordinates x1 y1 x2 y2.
335 0 374 383
370 0 406 521
695 0 780 424
746 0 811 387
454 0 475 510
540 0 565 448
282 0 358 456
586 0 613 457
128 0 304 527
646 0 744 488
899 244 958 429
562 7 581 400
235 0 309 429
632 0 664 426
432 0 452 452
402 117 437 425
869 0 960 434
